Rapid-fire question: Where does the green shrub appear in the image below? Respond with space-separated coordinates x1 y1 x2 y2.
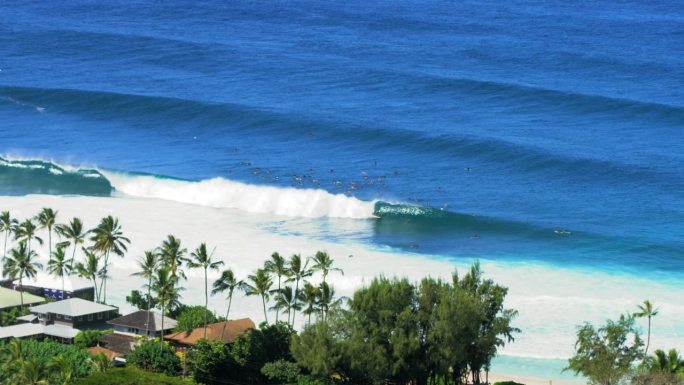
297 375 333 385
74 366 195 385
74 328 113 348
128 340 181 376
493 382 526 385
174 305 219 332
261 359 300 383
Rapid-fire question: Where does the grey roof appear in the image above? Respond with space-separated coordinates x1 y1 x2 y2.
0 323 80 339
30 298 117 317
0 287 45 310
107 310 177 332
16 314 38 323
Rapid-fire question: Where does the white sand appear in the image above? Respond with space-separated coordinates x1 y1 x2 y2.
1 194 683 368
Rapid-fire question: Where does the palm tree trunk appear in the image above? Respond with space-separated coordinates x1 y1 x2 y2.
261 295 269 324
146 277 152 337
203 268 208 340
100 250 110 303
160 303 166 350
221 293 233 341
292 278 300 325
62 275 65 300
48 229 52 263
275 274 281 323
646 316 651 356
69 243 77 270
19 275 24 309
92 277 99 302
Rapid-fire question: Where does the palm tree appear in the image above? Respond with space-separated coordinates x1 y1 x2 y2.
311 250 343 285
159 235 187 319
270 286 300 326
90 216 130 304
647 348 684 374
47 245 71 300
264 252 288 323
0 211 17 267
75 248 101 302
634 300 659 356
14 219 43 256
89 352 110 373
300 282 320 325
47 354 73 385
316 281 346 322
286 254 312 326
4 241 43 309
212 268 246 340
188 243 224 339
131 250 158 337
152 267 175 348
17 359 48 385
55 217 87 269
243 268 273 324
35 208 57 261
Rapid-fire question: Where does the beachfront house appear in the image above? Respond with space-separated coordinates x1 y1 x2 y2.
107 310 178 338
0 287 45 314
164 318 256 348
97 310 178 359
7 272 95 301
0 298 117 343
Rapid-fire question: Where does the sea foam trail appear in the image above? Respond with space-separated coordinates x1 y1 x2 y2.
104 172 376 219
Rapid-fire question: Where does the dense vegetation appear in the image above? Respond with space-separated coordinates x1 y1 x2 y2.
74 367 196 385
565 300 684 385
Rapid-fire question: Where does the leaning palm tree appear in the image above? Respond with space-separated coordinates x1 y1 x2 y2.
152 267 175 348
55 217 87 269
0 211 18 265
243 268 273 324
14 219 43 256
131 250 158 337
90 216 130 304
300 282 320 325
188 243 224 339
286 254 312 325
74 248 101 302
4 241 43 309
270 286 300 326
47 246 71 300
634 300 659 356
35 208 57 261
311 250 343 285
212 268 246 340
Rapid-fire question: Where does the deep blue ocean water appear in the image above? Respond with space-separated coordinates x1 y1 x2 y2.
1 0 683 277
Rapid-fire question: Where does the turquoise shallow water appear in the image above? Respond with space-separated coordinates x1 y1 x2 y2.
1 0 682 377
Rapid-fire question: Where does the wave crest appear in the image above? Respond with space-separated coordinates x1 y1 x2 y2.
105 172 376 219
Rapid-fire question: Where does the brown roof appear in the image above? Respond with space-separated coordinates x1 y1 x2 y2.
99 332 141 356
87 346 122 361
164 318 255 346
108 310 177 331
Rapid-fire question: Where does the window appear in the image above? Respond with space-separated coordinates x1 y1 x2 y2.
88 314 93 321
97 312 103 320
65 315 72 320
56 314 62 319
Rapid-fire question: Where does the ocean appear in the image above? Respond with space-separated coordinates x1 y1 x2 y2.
1 0 683 380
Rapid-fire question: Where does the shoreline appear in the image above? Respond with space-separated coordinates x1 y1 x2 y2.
488 372 583 385
1 194 682 379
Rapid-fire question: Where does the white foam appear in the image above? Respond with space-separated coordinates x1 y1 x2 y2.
0 194 682 362
104 172 377 219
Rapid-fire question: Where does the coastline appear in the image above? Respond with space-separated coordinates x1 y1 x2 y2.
488 372 583 385
1 193 682 379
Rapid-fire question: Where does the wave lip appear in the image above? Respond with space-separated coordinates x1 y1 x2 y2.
0 157 112 196
104 172 377 219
